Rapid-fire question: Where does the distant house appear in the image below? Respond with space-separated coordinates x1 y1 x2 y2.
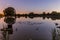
3 7 16 16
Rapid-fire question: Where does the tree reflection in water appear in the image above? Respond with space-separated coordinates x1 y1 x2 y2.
1 16 16 40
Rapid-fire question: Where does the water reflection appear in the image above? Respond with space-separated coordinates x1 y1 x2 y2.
1 16 16 40
0 16 60 40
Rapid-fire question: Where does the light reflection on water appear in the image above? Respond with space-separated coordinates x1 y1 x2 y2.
0 17 60 40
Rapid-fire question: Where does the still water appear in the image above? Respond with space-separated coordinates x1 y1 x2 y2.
0 17 60 40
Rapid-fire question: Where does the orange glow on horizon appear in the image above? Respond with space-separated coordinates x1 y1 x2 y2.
0 9 60 14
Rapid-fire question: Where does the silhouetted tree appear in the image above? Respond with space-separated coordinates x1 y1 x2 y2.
29 12 34 15
42 12 46 15
3 7 16 16
51 11 57 14
28 12 34 18
47 12 50 15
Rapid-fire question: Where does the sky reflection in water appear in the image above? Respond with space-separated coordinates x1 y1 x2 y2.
0 17 59 40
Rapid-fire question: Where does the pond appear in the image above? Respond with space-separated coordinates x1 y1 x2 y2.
0 17 60 40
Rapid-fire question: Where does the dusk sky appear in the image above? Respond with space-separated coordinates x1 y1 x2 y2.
0 0 60 14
